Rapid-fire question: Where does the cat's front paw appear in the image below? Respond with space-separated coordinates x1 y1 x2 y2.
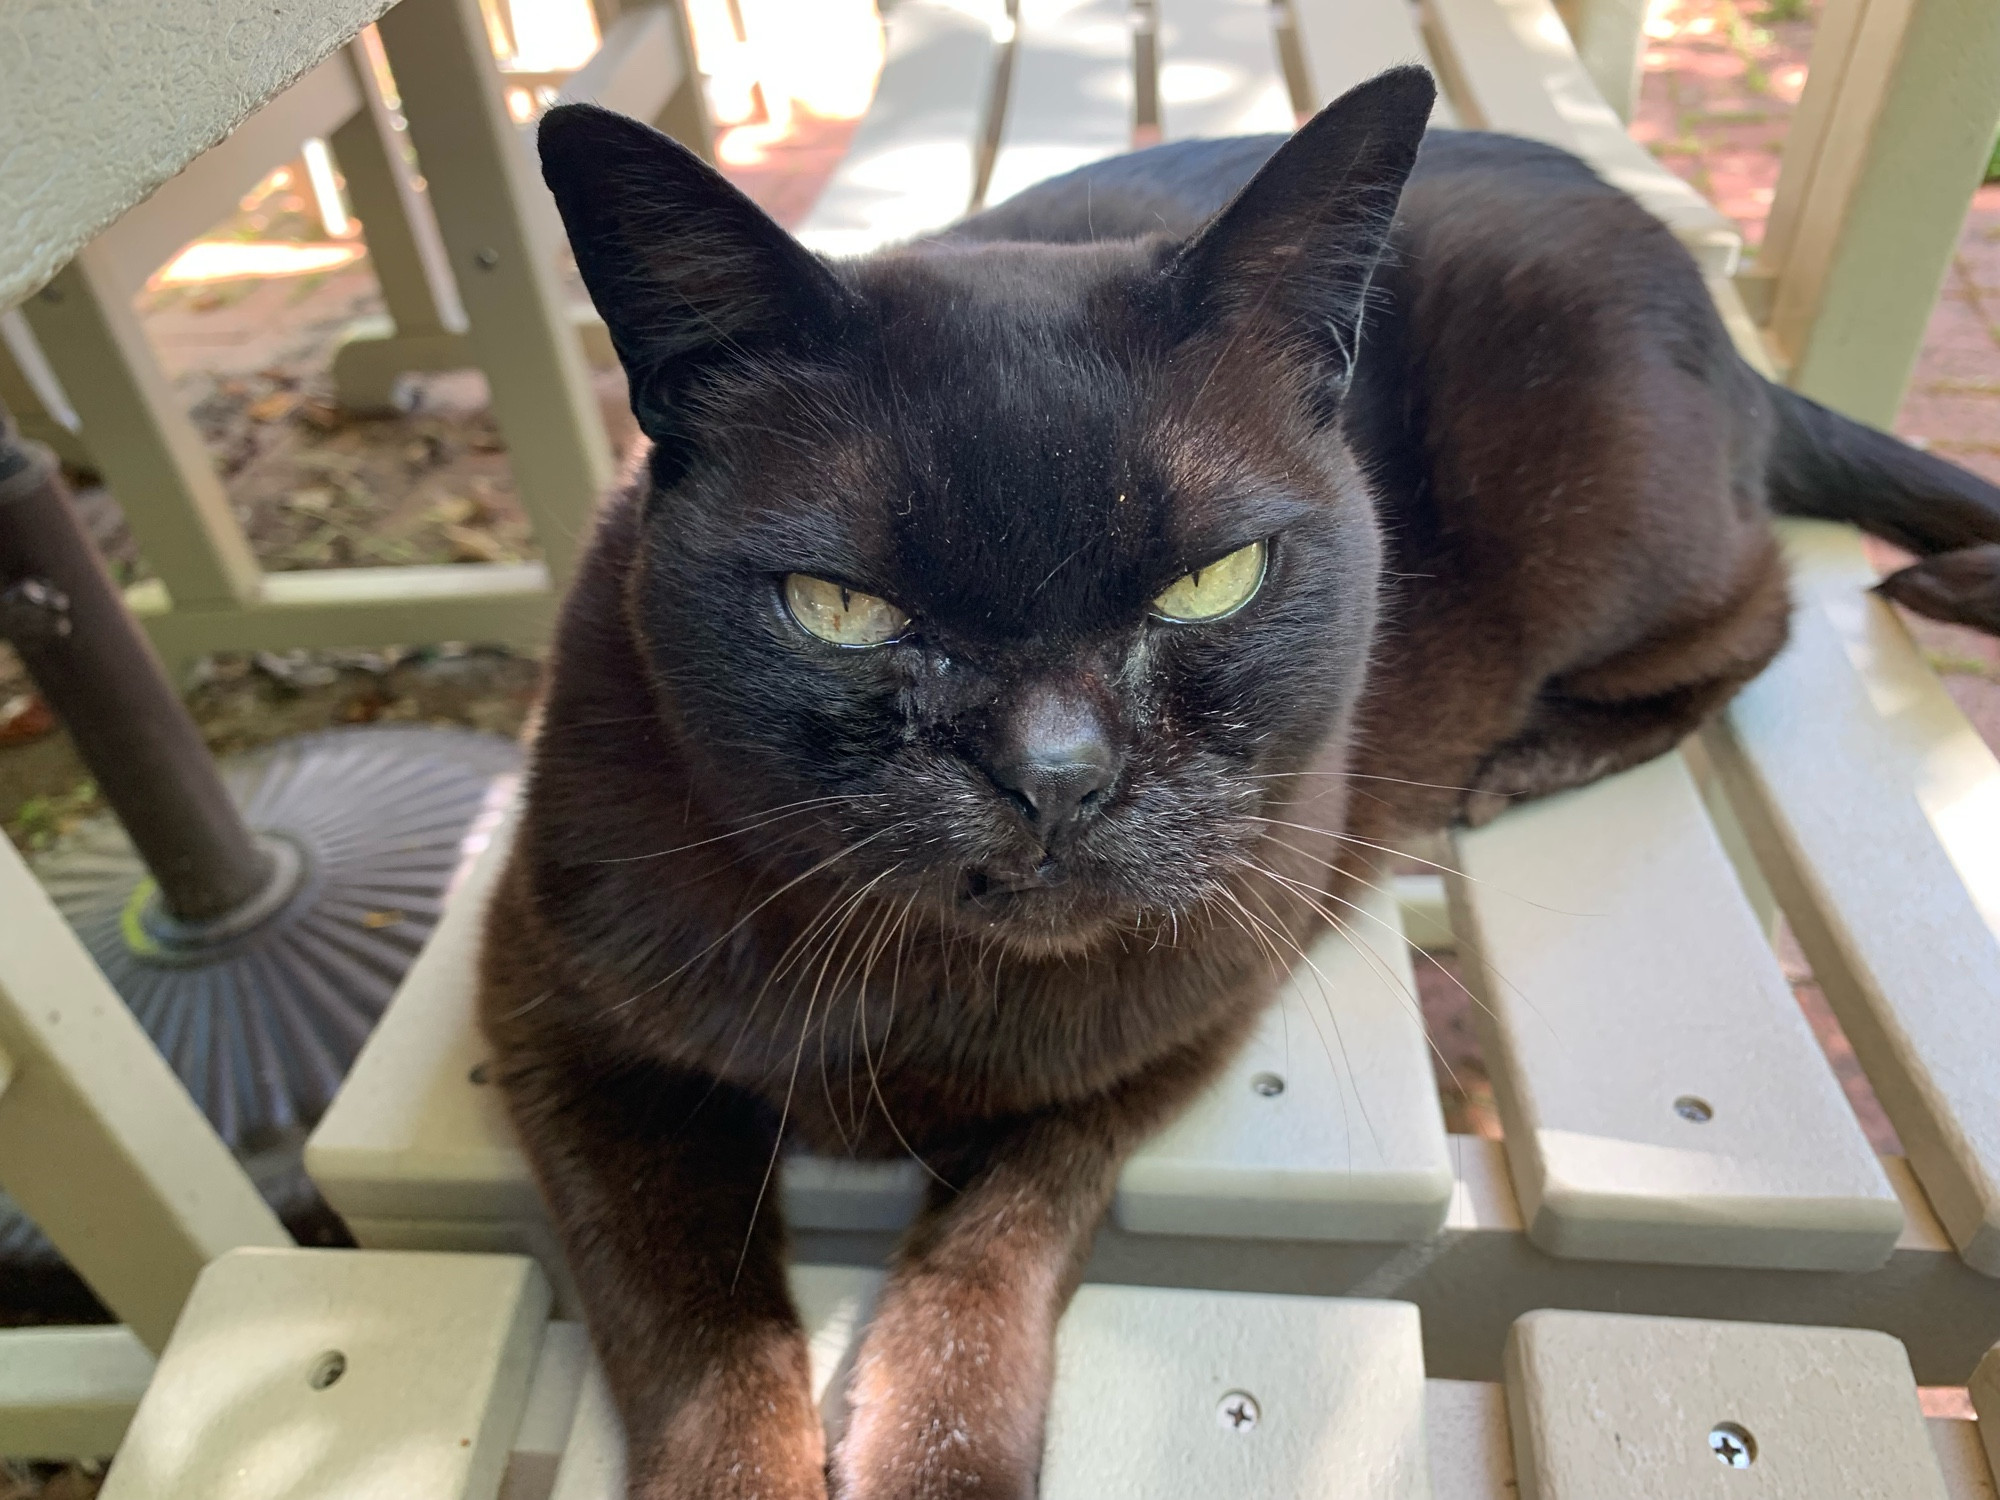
831 1375 1040 1500
624 1339 832 1500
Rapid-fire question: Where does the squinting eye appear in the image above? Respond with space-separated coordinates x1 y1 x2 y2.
1150 540 1268 623
785 573 911 647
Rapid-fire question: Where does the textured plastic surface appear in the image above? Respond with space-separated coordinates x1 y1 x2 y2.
984 0 1135 207
1155 0 1297 140
1452 750 1901 1270
549 1268 1430 1499
1708 522 2000 1277
1505 1310 1948 1499
1117 886 1452 1241
1290 0 1459 122
0 0 391 309
100 1248 548 1500
797 1 1000 256
1044 1286 1432 1498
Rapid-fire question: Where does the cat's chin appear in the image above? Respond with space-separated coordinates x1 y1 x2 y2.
946 866 1145 958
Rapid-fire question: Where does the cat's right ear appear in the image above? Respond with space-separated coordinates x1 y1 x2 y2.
538 104 850 461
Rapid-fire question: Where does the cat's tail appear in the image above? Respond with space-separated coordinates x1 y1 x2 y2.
1764 382 2000 634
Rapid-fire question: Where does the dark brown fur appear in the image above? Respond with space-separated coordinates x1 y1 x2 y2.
481 70 2000 1499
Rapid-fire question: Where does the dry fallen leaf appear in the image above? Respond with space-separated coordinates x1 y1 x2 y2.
247 390 300 423
0 693 57 747
431 493 480 526
444 524 511 564
287 486 337 515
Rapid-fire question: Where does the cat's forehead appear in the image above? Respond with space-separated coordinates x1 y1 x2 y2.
699 242 1334 643
811 258 1310 641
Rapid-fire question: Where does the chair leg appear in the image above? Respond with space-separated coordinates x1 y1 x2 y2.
328 36 468 413
0 311 90 472
375 0 616 585
1759 0 2000 426
1553 0 1648 122
17 246 261 612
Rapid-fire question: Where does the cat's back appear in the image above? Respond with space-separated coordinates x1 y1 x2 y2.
945 128 1621 247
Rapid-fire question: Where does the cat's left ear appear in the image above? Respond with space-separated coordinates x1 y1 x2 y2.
539 104 851 463
1169 66 1434 402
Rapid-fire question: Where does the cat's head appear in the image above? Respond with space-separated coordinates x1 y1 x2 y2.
540 69 1432 955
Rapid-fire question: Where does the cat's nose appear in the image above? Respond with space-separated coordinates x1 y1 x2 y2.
986 689 1120 847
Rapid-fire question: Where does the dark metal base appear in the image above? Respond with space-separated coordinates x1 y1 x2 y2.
3 724 521 1267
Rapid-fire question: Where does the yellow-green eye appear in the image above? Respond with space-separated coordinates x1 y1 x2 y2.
785 573 911 647
1150 540 1268 623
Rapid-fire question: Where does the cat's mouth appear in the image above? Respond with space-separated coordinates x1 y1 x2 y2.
958 863 1064 911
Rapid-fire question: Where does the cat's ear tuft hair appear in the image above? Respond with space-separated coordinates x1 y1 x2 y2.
1169 65 1434 408
538 104 851 463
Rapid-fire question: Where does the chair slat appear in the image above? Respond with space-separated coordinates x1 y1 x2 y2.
558 5 689 125
1423 0 1741 276
0 1326 154 1462
1117 886 1453 1242
797 1 1002 257
983 0 1136 208
1044 1287 1431 1498
313 814 1447 1249
1705 521 2000 1279
1505 1310 1949 1499
98 1248 550 1500
1449 750 1903 1271
1972 1341 2000 1486
1153 0 1297 141
1290 0 1460 123
548 1270 1431 1498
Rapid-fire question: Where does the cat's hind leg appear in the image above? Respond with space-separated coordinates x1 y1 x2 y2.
1457 552 1792 827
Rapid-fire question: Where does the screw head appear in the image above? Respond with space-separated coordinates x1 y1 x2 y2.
1249 1072 1284 1098
474 247 501 269
1217 1392 1259 1433
309 1350 348 1390
1708 1422 1755 1468
468 1062 491 1086
1674 1095 1714 1123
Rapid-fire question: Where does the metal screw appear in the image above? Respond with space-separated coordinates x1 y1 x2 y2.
474 247 501 270
309 1350 348 1390
1708 1422 1755 1468
468 1062 491 1086
1217 1392 1259 1433
1250 1072 1285 1098
1674 1095 1714 1123
0 579 74 646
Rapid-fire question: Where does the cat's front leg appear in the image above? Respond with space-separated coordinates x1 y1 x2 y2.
500 1059 828 1500
830 1107 1129 1500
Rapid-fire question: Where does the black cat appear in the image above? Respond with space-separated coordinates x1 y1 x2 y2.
481 67 2000 1499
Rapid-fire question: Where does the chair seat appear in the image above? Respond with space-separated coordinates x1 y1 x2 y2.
94 1251 2000 1500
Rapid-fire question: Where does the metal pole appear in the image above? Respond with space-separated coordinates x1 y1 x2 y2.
0 397 275 922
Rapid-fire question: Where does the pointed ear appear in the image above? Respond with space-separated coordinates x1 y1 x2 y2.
538 104 851 461
1169 66 1434 405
